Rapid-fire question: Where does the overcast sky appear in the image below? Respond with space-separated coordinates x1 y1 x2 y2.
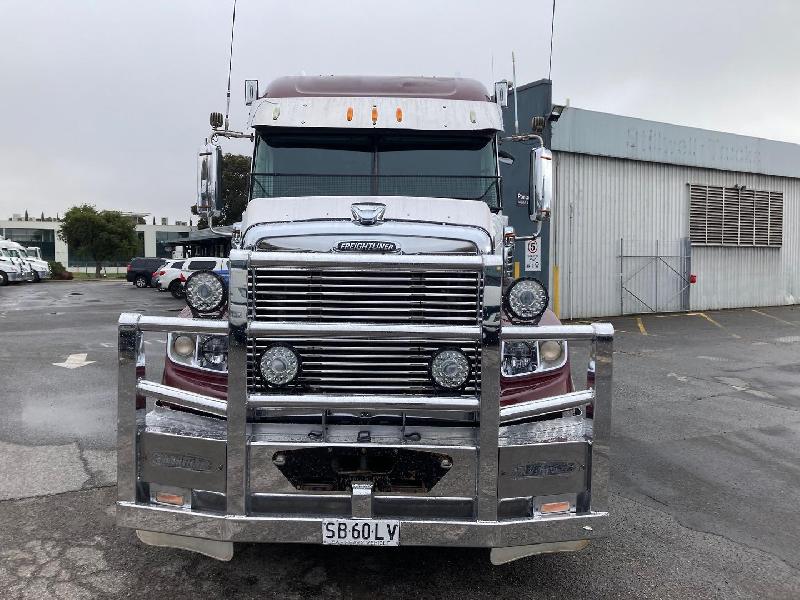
1 0 798 222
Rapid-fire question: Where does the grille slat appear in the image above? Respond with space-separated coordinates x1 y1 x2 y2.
247 266 483 396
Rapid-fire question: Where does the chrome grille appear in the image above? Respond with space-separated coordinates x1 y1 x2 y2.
247 338 481 396
248 268 481 325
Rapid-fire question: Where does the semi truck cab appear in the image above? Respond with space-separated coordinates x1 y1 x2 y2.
117 76 613 564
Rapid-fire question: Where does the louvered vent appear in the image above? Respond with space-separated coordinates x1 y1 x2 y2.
689 184 783 247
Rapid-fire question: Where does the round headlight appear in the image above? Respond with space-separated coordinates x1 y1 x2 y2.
505 277 548 321
502 341 536 376
185 270 226 313
259 345 299 387
172 334 195 357
539 340 564 362
200 335 229 369
430 349 470 390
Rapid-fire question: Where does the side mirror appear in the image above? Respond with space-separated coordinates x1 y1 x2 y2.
244 80 259 106
197 142 223 215
529 146 552 222
494 80 509 107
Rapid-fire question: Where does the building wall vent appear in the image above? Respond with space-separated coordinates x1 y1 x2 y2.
689 184 782 247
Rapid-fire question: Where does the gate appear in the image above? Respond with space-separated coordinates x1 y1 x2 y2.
619 238 691 314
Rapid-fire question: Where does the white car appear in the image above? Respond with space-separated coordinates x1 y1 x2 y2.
158 257 229 299
153 259 186 292
0 248 25 285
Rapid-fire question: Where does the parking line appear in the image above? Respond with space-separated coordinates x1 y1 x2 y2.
751 309 796 326
697 312 741 339
636 317 648 336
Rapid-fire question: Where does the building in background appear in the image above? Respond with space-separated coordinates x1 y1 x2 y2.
549 107 800 318
0 217 195 270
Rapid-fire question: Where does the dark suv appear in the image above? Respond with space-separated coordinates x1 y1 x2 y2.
126 257 167 288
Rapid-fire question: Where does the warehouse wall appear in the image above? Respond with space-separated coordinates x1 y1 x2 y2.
552 152 800 318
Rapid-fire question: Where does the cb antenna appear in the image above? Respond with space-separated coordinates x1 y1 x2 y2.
511 51 520 135
224 0 237 131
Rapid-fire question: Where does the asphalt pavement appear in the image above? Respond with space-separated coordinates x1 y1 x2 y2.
1 280 799 599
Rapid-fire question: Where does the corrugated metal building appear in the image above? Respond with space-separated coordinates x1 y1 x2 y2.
549 107 800 319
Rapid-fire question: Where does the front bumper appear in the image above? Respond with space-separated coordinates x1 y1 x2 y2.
6 270 24 282
117 250 613 553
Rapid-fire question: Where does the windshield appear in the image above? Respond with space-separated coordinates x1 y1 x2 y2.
252 130 499 208
8 249 20 258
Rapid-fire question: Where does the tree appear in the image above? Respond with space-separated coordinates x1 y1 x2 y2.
24 210 29 221
58 205 138 277
219 154 251 226
193 153 251 229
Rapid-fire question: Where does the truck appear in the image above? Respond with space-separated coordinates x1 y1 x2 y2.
0 238 37 282
117 75 613 564
0 247 26 285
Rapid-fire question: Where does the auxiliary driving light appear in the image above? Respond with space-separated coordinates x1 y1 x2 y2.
430 349 470 390
260 345 299 387
185 270 226 314
504 277 549 321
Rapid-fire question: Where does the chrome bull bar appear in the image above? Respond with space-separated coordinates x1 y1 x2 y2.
117 249 613 550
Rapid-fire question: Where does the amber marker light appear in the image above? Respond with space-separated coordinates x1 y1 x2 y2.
396 107 403 122
155 492 185 506
540 501 571 514
346 106 354 122
371 105 378 124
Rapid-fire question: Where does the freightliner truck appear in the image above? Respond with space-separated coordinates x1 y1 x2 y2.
117 75 613 564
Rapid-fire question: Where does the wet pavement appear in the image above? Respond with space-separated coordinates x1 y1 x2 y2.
1 281 799 599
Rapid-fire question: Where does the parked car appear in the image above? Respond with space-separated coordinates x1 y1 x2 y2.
152 259 186 289
126 257 167 288
160 257 229 299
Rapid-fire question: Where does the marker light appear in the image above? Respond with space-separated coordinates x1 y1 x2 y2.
346 106 354 122
154 492 186 506
396 107 403 122
272 105 280 120
371 105 378 124
540 501 571 514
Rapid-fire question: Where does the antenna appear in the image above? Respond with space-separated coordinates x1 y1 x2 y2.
224 0 237 131
512 51 520 135
548 0 556 80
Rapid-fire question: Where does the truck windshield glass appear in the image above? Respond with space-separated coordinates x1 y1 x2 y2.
252 131 499 208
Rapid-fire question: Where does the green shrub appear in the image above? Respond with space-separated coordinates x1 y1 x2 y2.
49 261 66 277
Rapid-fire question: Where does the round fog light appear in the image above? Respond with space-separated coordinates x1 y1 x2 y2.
172 335 195 357
260 345 299 387
539 340 564 362
431 349 470 390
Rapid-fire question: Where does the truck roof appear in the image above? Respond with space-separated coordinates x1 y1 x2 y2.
263 75 490 102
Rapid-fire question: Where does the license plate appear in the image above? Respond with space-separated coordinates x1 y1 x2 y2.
321 519 400 546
